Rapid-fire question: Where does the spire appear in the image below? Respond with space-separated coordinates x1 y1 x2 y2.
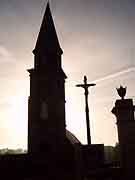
33 2 63 55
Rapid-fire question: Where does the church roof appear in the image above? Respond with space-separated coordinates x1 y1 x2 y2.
33 2 63 55
66 130 81 145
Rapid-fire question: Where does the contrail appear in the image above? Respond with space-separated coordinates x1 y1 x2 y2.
67 66 135 87
93 67 135 84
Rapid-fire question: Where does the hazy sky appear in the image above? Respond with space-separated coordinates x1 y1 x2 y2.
0 0 135 149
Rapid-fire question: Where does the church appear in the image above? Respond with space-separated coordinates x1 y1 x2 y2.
27 2 104 179
0 2 135 180
27 1 80 154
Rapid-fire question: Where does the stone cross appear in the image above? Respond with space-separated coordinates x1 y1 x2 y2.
76 75 96 145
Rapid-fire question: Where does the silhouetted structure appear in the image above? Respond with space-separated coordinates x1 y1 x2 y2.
116 86 127 100
0 2 135 180
27 3 105 179
27 3 82 179
112 87 135 178
76 76 96 145
28 2 67 154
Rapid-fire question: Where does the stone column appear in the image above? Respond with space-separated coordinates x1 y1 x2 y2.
112 98 135 173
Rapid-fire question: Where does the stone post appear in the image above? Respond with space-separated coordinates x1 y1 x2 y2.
112 98 135 173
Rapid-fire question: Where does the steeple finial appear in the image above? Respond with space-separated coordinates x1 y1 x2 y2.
33 2 63 55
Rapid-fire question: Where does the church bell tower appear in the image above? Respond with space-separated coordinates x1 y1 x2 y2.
28 3 67 153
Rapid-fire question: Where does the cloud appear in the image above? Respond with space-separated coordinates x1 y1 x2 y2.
0 46 16 63
0 45 25 81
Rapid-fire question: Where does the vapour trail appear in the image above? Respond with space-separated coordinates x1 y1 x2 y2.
66 67 135 87
93 67 135 84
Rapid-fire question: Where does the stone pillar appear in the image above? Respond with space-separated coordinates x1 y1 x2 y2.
112 99 135 172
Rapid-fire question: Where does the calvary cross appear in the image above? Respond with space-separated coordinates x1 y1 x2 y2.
76 75 96 145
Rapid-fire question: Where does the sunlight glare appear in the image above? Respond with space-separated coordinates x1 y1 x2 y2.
9 95 28 149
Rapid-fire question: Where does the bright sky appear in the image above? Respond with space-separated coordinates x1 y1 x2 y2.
0 0 135 149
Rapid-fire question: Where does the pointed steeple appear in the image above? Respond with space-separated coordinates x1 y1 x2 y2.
33 2 63 55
